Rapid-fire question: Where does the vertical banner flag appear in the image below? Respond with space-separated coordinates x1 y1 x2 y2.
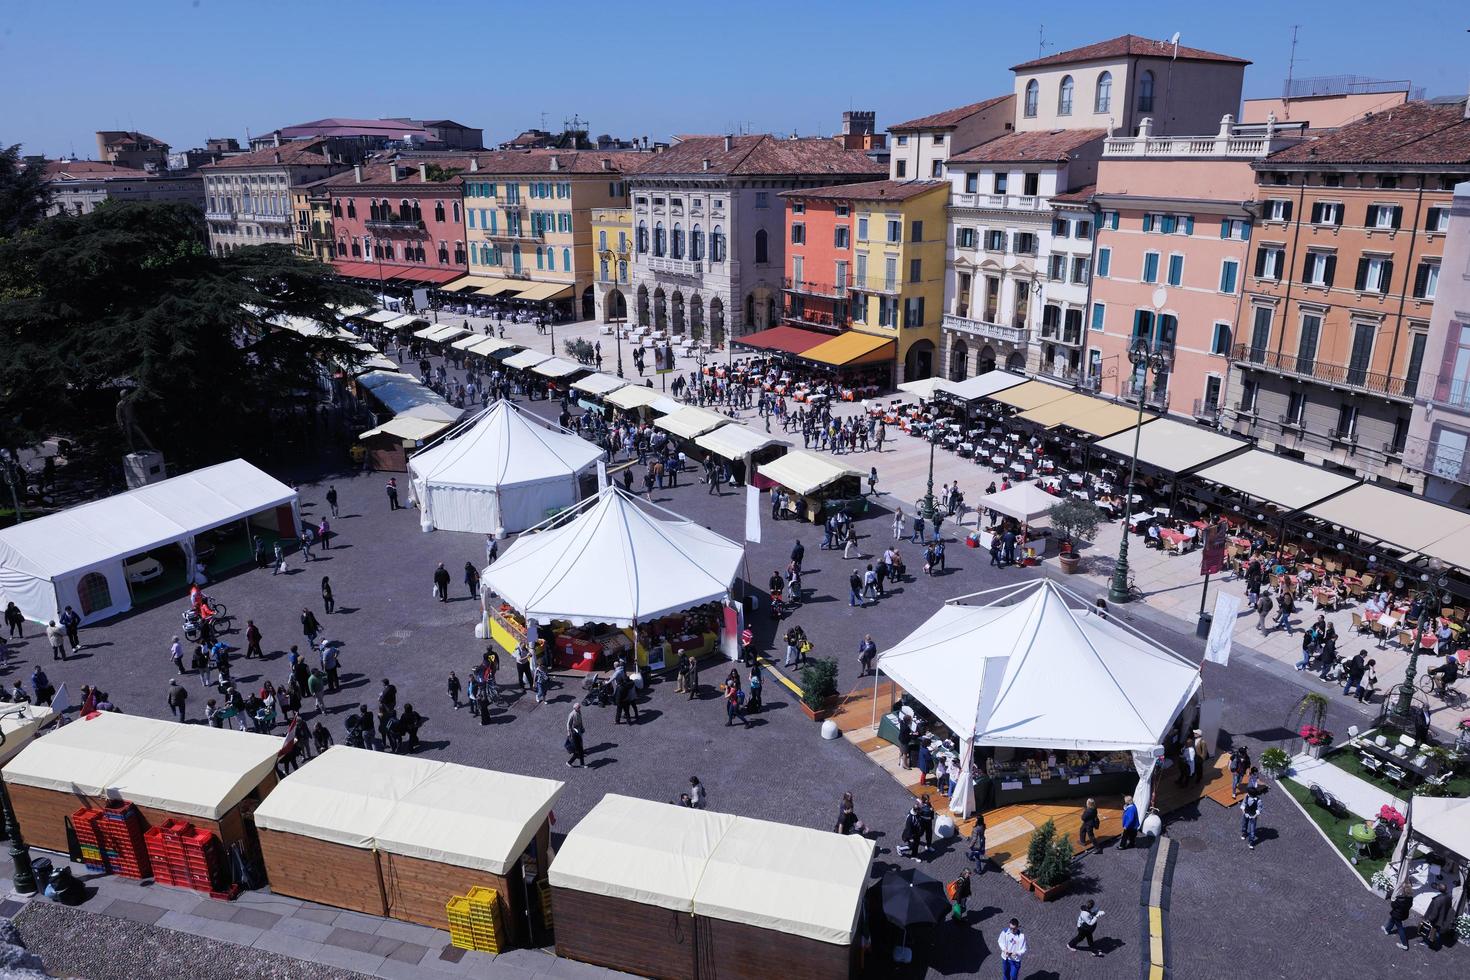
745 484 762 543
596 459 608 491
1200 520 1229 576
1205 592 1241 665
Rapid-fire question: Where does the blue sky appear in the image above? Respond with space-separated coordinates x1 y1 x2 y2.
3 0 1467 157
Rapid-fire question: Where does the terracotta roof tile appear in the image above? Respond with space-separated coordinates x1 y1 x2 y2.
948 129 1107 164
1049 183 1096 204
200 140 333 170
463 150 652 175
780 179 948 203
890 95 1013 132
43 160 149 180
632 135 884 178
1263 101 1470 166
319 157 475 189
1011 34 1249 71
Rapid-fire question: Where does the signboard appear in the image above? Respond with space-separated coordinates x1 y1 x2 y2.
1199 520 1229 576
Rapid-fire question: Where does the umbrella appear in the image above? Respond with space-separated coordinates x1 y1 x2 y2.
881 867 950 928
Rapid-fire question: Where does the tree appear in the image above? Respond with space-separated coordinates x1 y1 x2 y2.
1048 498 1103 548
0 200 370 464
0 144 50 238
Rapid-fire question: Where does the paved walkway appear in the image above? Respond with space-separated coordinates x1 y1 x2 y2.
1287 754 1405 820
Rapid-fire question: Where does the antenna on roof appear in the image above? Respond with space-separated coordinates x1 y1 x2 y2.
1037 23 1048 58
1283 25 1301 121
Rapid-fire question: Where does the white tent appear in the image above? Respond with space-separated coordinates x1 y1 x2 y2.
503 349 552 371
481 486 743 627
0 459 300 625
532 357 584 379
758 451 860 496
984 482 1061 523
695 424 787 462
1408 796 1470 860
407 401 604 536
878 581 1200 817
571 373 628 397
0 703 57 765
654 407 730 440
897 377 953 400
604 385 662 411
941 370 1027 404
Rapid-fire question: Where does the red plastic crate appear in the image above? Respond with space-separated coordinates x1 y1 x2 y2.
70 807 108 872
95 801 151 879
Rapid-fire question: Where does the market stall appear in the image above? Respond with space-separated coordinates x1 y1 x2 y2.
479 486 744 670
654 406 731 442
938 370 1027 411
531 357 586 382
694 424 789 488
757 451 863 523
253 747 563 942
603 384 664 417
502 349 552 373
0 703 57 765
976 481 1062 561
1 712 280 858
570 372 628 407
549 795 873 980
355 369 463 471
876 581 1201 817
407 401 603 536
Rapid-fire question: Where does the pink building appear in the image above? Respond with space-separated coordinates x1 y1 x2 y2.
1087 117 1305 418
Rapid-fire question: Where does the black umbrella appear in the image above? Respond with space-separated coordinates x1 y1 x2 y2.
881 866 950 928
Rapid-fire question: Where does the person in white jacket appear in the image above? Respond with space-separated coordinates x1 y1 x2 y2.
998 919 1027 980
1067 900 1105 956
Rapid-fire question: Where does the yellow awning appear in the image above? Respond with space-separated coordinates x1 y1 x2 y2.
515 281 575 302
477 279 526 297
1069 402 1157 438
1016 392 1103 429
444 275 500 293
800 331 895 367
989 380 1073 411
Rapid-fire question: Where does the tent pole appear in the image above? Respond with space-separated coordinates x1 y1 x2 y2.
871 656 879 730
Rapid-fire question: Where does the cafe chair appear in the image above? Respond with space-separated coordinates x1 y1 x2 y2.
1350 612 1367 633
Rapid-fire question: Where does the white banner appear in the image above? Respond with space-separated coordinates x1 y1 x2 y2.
1205 592 1241 666
745 484 762 543
50 682 72 722
597 459 608 492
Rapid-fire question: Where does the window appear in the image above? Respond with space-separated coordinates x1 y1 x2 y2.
994 173 1008 194
791 202 805 214
1366 203 1402 229
895 160 907 178
1248 307 1272 360
636 221 648 253
932 133 943 145
1378 175 1399 189
1297 313 1322 373
836 204 849 216
1023 172 1039 196
1160 214 1178 235
909 258 922 283
654 222 666 256
931 160 943 178
1048 254 1066 281
1310 201 1342 226
1024 79 1039 117
857 216 869 241
1166 254 1184 286
910 220 923 242
1052 216 1070 237
1336 402 1358 438
884 256 897 290
1014 232 1036 255
1071 257 1090 284
1211 323 1232 355
1142 251 1160 283
855 252 867 285
1137 70 1155 112
346 200 356 219
598 230 608 250
1057 75 1074 115
1303 250 1335 287
903 296 926 328
1255 244 1283 280
896 135 908 146
711 226 725 262
1219 259 1239 294
984 229 1005 251
1091 302 1106 332
1094 71 1112 113
1355 254 1392 294
1425 206 1451 232
618 260 628 282
434 201 445 222
957 227 976 249
1286 391 1306 425
964 172 979 193
790 223 805 245
1347 322 1376 386
672 224 684 259
755 192 769 209
77 572 112 616
468 210 477 229
1075 219 1092 240
834 226 849 249
1414 259 1440 299
691 226 704 261
1220 218 1250 240
1265 199 1292 222
1405 330 1428 392
886 219 901 243
1239 377 1258 412
754 228 768 264
1096 247 1110 277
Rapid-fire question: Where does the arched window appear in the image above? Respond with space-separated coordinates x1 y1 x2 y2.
481 244 491 264
336 240 347 256
598 230 607 250
654 222 666 257
691 225 704 261
411 201 422 222
711 226 725 262
637 221 648 253
563 247 571 270
1024 79 1039 118
1094 71 1112 114
77 571 112 615
399 199 412 220
754 229 768 264
1138 70 1155 112
672 223 684 259
369 200 380 222
1057 75 1074 116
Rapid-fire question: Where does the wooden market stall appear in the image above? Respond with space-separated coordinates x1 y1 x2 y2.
251 747 563 944
0 703 57 766
0 712 280 858
757 450 863 522
549 795 874 980
694 423 789 488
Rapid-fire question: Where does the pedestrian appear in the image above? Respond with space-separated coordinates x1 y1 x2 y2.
513 642 534 690
313 720 333 756
378 677 397 715
245 620 263 659
1079 798 1100 853
533 662 549 704
998 919 1027 980
849 567 863 607
170 636 185 674
301 607 321 650
1228 746 1252 798
447 671 461 709
1118 795 1139 849
357 704 377 751
486 534 499 566
433 562 451 602
834 792 867 835
946 869 973 922
167 679 188 722
1240 790 1262 849
273 542 286 575
4 602 23 638
688 776 706 809
386 477 400 510
1067 900 1105 956
194 644 212 686
30 665 53 705
614 671 638 725
857 634 877 676
325 484 339 518
60 605 81 652
1256 590 1274 632
566 703 586 767
893 507 904 541
321 576 335 614
967 817 988 873
1422 880 1453 949
301 527 314 563
322 645 340 692
1383 882 1413 950
1192 729 1209 785
317 518 331 550
307 668 328 716
45 620 66 661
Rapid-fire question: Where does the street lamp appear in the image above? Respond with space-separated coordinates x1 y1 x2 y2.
1107 336 1172 604
1393 561 1451 716
0 764 37 894
918 422 944 539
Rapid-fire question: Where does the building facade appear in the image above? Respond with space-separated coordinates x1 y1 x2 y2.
1404 179 1470 504
1087 116 1305 415
201 141 344 256
627 135 884 347
324 159 472 289
1010 34 1248 137
292 181 335 262
887 96 1013 181
95 131 170 172
780 180 949 380
44 161 203 216
590 207 633 322
940 129 1105 382
1225 100 1470 488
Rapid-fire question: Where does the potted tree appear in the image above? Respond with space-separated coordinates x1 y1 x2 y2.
1017 819 1074 901
799 658 841 722
1048 498 1103 574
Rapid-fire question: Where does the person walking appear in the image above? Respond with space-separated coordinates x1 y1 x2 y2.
321 576 335 615
447 671 461 709
167 679 188 722
1117 795 1139 849
513 641 534 691
1240 791 1263 849
857 634 877 677
1078 798 1100 853
4 602 23 639
1255 590 1274 633
967 817 988 873
533 662 549 704
1228 746 1252 798
464 561 480 598
301 608 321 650
322 645 340 693
723 678 749 727
1067 900 1105 956
307 668 328 716
893 507 904 541
386 477 400 510
1383 882 1413 950
1192 730 1209 785
946 869 973 922
848 568 863 607
325 485 339 518
614 671 638 725
565 703 587 767
45 620 67 661
317 518 331 550
170 636 186 674
59 605 81 653
244 620 263 659
433 562 451 602
998 919 1027 980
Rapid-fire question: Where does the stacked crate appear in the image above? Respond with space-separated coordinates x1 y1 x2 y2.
538 880 554 932
445 888 505 953
95 801 151 879
142 818 231 896
445 896 476 951
70 807 107 872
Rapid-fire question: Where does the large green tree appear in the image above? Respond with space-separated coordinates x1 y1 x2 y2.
0 200 371 464
0 144 50 238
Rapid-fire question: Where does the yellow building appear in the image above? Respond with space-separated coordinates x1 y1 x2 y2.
590 208 632 322
292 181 334 262
458 151 642 319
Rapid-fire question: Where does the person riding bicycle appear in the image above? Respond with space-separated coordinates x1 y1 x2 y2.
1426 652 1460 694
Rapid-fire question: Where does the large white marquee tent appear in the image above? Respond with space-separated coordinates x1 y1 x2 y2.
407 401 604 536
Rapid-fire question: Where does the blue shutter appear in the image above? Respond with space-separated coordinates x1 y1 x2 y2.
1220 218 1229 239
1142 213 1154 232
468 210 476 229
1111 211 1119 230
1097 248 1110 278
1184 216 1194 235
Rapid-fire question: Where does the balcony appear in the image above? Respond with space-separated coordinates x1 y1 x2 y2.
942 312 1028 345
1192 399 1221 423
485 228 544 243
1124 378 1170 411
647 255 703 278
783 276 848 298
850 276 901 296
253 211 292 226
365 216 426 233
782 307 845 330
1104 133 1270 159
205 210 236 222
1229 343 1413 400
1404 434 1470 483
1039 324 1083 347
950 192 1045 211
1038 363 1082 385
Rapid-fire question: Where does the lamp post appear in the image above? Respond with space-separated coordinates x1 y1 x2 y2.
918 422 943 539
0 776 37 894
1107 336 1172 604
1393 562 1451 716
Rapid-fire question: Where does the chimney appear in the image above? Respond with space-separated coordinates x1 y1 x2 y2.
469 157 479 172
273 151 281 164
550 155 560 171
390 165 399 182
419 163 428 181
353 164 362 183
601 158 612 171
723 134 733 151
702 159 711 171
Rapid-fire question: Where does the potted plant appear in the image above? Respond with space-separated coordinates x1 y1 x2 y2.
1376 804 1406 836
1047 499 1102 574
1017 819 1074 901
1290 692 1332 756
1259 747 1292 778
1299 724 1335 759
799 658 841 721
1370 869 1395 898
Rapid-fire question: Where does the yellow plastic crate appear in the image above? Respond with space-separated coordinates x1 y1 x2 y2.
446 896 476 950
465 885 498 909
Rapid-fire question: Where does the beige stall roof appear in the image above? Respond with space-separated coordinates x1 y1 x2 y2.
0 704 56 764
503 349 552 370
1306 484 1470 554
1194 450 1358 512
467 337 516 356
2 712 280 820
942 370 1027 403
1068 402 1159 439
990 380 1073 411
425 325 470 344
758 450 861 496
549 795 735 913
604 385 664 411
531 357 583 378
695 424 787 460
1017 392 1105 429
571 373 628 397
358 416 455 442
252 747 564 875
1094 418 1248 474
450 334 488 351
655 407 731 440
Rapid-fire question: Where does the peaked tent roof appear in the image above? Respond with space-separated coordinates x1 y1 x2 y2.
879 582 1200 751
985 482 1061 523
481 487 744 626
408 401 601 491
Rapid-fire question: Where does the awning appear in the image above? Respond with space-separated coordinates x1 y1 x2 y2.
800 331 896 367
942 370 1027 403
0 704 56 764
571 373 628 397
356 370 461 424
531 357 584 378
329 260 387 280
411 324 440 339
362 310 401 324
1304 484 1470 554
515 281 575 302
444 275 507 294
423 324 469 344
388 266 464 286
604 385 663 411
1017 392 1106 429
503 349 552 370
655 407 731 440
986 482 1062 523
695 424 787 461
990 380 1073 411
897 377 954 400
1068 402 1159 439
466 336 516 356
359 415 455 442
1094 418 1248 475
757 450 860 496
1193 450 1359 512
480 280 530 297
450 333 488 351
384 313 428 331
733 325 831 356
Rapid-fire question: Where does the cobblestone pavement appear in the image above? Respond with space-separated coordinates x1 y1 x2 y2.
2 334 1459 978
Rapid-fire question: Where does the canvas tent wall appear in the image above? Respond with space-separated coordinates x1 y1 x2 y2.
1 712 280 856
0 459 299 625
253 747 563 938
0 704 56 765
407 402 604 535
550 795 872 980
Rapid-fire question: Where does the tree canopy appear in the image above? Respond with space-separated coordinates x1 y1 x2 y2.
0 144 50 238
0 200 371 464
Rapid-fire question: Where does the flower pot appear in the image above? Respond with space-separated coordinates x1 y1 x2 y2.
1059 553 1081 575
1305 742 1327 760
1018 872 1070 902
799 695 840 722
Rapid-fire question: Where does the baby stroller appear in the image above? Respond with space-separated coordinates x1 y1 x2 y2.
582 674 612 707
